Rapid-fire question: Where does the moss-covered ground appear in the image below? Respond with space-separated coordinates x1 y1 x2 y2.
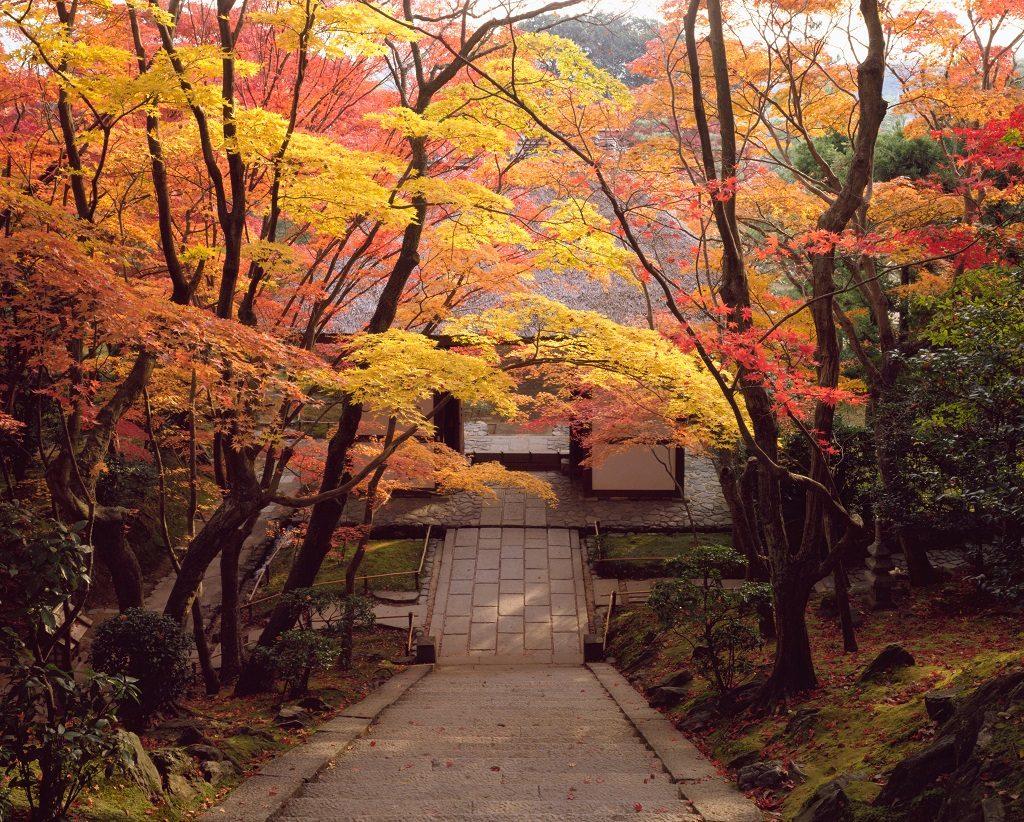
259 537 424 608
13 626 407 821
591 531 734 578
607 580 1024 819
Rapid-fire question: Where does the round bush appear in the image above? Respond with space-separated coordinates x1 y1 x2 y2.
90 608 193 723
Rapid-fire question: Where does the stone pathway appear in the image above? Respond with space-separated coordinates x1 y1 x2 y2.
430 527 589 663
209 476 762 822
275 665 704 821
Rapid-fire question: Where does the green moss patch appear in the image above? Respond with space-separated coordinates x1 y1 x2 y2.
592 531 733 578
605 585 1024 820
262 538 424 605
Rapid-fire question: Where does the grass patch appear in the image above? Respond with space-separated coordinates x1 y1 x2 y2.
591 531 733 578
607 579 1024 819
262 538 424 602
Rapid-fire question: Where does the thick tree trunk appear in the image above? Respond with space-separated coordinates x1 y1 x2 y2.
163 492 260 625
92 515 144 611
716 452 775 638
762 572 817 700
217 522 250 682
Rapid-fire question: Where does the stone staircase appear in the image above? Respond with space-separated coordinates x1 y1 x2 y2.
276 665 703 821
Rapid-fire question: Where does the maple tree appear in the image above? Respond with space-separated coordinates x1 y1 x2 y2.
1 0 1022 725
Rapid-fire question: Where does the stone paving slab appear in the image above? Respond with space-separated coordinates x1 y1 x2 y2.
276 665 705 821
431 527 588 663
201 665 432 821
588 663 762 822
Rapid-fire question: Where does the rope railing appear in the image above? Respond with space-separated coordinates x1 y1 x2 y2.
244 524 433 618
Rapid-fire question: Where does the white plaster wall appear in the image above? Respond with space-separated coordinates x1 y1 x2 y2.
591 445 677 492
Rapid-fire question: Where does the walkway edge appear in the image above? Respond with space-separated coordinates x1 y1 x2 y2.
200 664 433 821
587 662 763 822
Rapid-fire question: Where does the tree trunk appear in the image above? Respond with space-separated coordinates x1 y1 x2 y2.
833 559 858 652
92 515 144 611
163 490 260 624
235 400 363 694
218 522 251 682
715 452 775 638
191 597 220 694
761 572 817 700
872 385 937 588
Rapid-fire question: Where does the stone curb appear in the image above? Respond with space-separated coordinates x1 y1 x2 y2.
586 663 763 822
199 664 433 821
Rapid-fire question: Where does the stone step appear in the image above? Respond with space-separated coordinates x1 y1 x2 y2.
335 738 658 762
362 727 643 743
279 797 698 819
317 766 673 786
269 661 755 822
302 781 682 803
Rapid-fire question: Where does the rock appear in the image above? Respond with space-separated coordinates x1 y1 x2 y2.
817 593 838 618
876 669 1024 818
858 644 916 682
176 723 214 747
725 750 760 771
875 735 958 805
924 688 959 724
186 743 228 763
274 703 310 729
722 676 766 713
228 724 276 741
151 747 194 777
648 686 690 709
200 758 240 787
737 760 788 791
151 748 200 800
296 695 332 713
787 760 809 783
982 796 1006 822
784 707 820 738
151 718 211 746
677 708 715 733
793 777 852 822
114 731 163 797
652 669 694 689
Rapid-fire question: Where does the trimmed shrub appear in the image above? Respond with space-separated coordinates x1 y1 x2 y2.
91 608 193 724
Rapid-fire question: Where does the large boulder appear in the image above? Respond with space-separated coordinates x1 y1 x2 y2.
875 670 1024 820
924 688 959 724
736 760 788 791
858 644 916 682
652 669 694 689
875 735 958 805
114 730 163 797
151 748 201 800
793 777 852 822
648 686 690 709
